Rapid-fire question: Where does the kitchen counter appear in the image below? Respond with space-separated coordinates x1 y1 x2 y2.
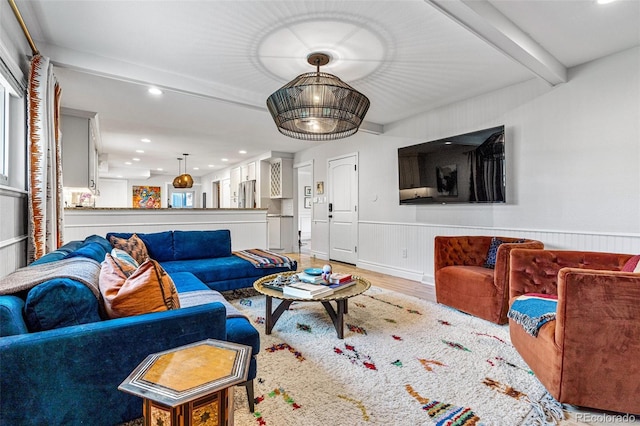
63 208 268 249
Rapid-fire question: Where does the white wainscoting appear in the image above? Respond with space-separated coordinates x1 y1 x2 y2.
63 208 268 250
0 186 28 277
357 221 640 287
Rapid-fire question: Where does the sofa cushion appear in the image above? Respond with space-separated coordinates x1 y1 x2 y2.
64 241 109 263
99 255 180 319
23 278 102 332
107 231 174 262
0 296 29 337
161 256 268 285
173 230 232 260
109 234 149 264
170 271 211 293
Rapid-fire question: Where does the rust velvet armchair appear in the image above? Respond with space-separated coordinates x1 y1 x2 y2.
434 236 543 324
508 248 640 415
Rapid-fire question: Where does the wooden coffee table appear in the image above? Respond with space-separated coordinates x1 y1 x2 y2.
254 271 371 339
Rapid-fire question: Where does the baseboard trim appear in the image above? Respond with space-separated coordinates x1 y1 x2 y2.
356 260 425 283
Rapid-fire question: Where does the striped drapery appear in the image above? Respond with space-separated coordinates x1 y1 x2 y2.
27 54 64 262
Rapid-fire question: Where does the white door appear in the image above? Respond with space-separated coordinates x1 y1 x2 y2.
328 154 358 264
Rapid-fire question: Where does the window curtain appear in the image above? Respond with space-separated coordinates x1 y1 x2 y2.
27 54 64 262
468 131 505 202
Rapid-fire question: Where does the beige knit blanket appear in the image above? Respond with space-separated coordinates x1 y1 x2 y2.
0 257 101 299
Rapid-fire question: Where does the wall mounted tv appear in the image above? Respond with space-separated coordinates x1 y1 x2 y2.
398 125 505 205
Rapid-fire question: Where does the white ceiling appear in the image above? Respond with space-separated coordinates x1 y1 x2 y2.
16 0 640 179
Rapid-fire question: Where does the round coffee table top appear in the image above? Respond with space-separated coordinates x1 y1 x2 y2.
254 271 371 301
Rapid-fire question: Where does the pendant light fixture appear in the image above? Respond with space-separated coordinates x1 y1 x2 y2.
266 52 370 141
172 154 193 188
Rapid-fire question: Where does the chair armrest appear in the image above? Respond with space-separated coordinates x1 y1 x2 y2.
509 249 632 300
554 268 640 386
0 303 228 425
493 240 543 318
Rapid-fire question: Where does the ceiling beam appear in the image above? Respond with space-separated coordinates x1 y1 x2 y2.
426 0 567 86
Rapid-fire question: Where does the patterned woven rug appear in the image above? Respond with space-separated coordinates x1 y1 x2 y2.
228 286 565 426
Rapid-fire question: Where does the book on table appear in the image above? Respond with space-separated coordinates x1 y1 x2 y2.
329 273 352 284
283 282 334 299
297 272 327 284
328 279 356 291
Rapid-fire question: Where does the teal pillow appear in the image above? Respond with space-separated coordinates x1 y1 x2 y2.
23 278 102 332
64 241 108 263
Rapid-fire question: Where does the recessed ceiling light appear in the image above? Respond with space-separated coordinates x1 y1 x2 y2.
239 150 247 154
208 164 215 168
116 175 123 178
193 167 200 170
148 87 163 95
125 162 132 165
141 138 151 143
221 158 229 162
157 168 163 171
135 150 144 153
597 0 616 3
132 158 141 162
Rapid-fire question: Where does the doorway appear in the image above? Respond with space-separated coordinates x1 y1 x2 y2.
211 181 220 208
296 161 313 254
328 153 358 264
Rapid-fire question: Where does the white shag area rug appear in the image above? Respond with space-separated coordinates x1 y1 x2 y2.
230 286 564 426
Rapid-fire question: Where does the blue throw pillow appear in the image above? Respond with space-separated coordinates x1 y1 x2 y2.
64 241 108 263
484 237 504 269
23 278 102 332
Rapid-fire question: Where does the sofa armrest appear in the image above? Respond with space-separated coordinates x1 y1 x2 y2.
0 303 228 425
509 249 632 300
554 268 640 404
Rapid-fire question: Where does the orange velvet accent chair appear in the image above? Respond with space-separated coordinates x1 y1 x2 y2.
434 236 544 324
508 248 640 415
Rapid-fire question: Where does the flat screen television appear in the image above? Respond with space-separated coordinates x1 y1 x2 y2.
398 125 505 205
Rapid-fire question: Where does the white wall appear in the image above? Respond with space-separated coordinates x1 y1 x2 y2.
295 47 640 283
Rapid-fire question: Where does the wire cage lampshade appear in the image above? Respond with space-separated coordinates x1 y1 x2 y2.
172 154 193 188
266 53 370 141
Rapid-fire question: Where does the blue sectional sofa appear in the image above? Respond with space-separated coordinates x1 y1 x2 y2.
0 230 296 425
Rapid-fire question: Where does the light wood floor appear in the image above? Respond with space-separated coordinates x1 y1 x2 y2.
286 252 436 302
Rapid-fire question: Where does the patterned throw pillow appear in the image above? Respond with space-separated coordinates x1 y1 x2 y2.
484 237 504 269
99 255 180 319
110 248 139 277
109 233 149 264
622 255 640 273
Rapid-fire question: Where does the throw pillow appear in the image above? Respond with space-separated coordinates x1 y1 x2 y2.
99 255 180 319
484 237 504 269
622 255 640 273
23 278 102 332
63 241 109 263
109 233 149 264
110 248 139 277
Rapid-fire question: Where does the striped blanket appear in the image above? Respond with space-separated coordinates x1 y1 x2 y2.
233 248 295 269
507 293 558 337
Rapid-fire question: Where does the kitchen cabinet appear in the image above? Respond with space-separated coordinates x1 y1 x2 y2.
269 158 293 199
240 161 256 181
61 112 99 193
267 216 294 251
230 166 241 207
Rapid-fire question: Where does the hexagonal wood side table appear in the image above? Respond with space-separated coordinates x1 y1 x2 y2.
119 339 252 426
